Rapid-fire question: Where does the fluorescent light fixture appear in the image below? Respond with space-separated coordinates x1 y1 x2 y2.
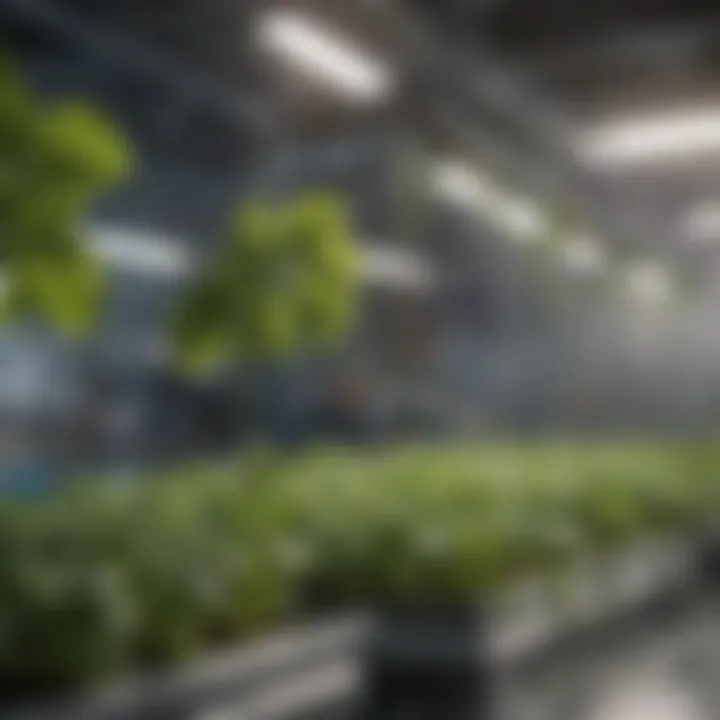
431 160 490 210
257 10 395 104
500 197 547 240
626 262 673 306
686 201 720 242
580 108 720 166
363 244 434 291
88 225 191 280
430 160 547 244
90 225 431 294
562 235 605 276
592 682 700 720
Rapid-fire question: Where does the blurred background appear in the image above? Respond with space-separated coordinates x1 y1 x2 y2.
6 0 720 477
5 2 720 717
5 0 720 720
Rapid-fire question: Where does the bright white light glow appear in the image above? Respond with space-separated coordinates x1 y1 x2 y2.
89 226 191 280
363 244 434 291
580 108 720 166
562 235 605 276
430 160 493 211
626 262 673 306
257 10 395 104
686 201 720 242
500 197 547 240
90 226 431 294
431 161 549 244
591 680 700 720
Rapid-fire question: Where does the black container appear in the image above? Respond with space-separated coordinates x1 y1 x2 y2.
359 604 493 720
697 532 720 588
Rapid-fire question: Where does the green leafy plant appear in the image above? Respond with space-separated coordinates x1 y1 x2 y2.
0 53 131 333
173 192 360 374
0 441 715 692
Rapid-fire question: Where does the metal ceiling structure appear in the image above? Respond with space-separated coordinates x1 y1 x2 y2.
6 0 720 263
405 0 720 256
4 0 720 433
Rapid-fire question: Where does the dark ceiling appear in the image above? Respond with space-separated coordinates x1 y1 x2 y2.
408 0 720 53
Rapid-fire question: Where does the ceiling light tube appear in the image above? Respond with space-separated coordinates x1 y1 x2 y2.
430 159 497 215
89 225 192 280
362 244 434 291
562 234 605 276
257 10 395 104
500 197 547 240
579 108 720 166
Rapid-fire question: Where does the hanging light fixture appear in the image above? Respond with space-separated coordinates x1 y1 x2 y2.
88 225 192 280
430 159 493 212
500 197 547 241
578 107 720 167
561 234 606 277
257 9 396 104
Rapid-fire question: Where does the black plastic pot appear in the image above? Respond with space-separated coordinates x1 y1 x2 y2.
359 604 492 720
697 532 720 587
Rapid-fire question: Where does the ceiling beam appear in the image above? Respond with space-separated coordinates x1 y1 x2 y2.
340 0 640 245
518 22 720 80
2 0 275 134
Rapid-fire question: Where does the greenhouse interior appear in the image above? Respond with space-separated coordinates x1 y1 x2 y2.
2 0 720 718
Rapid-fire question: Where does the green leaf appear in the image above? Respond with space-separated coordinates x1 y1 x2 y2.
0 53 131 332
14 254 105 334
173 192 359 373
38 101 132 188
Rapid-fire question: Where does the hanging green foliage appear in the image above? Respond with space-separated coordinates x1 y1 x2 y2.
0 53 131 333
173 191 360 374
